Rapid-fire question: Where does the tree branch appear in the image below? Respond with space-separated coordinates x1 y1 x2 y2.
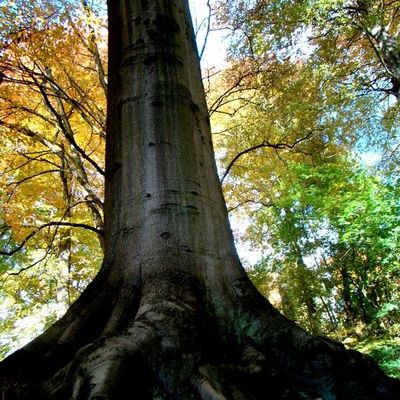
198 0 213 61
0 222 103 257
7 169 62 187
29 68 105 176
221 130 317 183
79 0 108 96
227 199 275 213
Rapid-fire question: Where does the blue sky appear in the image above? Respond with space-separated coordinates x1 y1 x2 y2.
189 0 228 68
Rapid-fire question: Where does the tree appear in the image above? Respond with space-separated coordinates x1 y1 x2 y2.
218 0 400 99
0 0 106 249
0 1 399 399
215 0 400 169
0 1 107 351
212 0 400 341
243 157 400 339
0 2 106 277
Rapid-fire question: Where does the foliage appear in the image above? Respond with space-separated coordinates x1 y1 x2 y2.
355 337 400 378
215 0 400 162
211 0 400 349
232 153 400 337
0 0 106 357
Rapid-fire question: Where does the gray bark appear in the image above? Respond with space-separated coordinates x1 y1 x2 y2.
0 1 399 399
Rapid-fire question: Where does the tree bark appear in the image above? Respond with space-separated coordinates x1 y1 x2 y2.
0 1 399 399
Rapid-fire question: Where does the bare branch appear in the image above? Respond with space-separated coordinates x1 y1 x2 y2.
28 68 105 176
79 0 108 96
7 169 62 187
3 251 49 277
0 222 103 257
221 132 316 183
227 199 275 213
199 1 213 61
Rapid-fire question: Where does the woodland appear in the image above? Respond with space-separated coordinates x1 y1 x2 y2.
0 0 399 398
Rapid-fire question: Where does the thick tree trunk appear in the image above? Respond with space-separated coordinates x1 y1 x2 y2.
0 1 399 399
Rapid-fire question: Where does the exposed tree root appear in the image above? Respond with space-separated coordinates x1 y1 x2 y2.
1 264 399 400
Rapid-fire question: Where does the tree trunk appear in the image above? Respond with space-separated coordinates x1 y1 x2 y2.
294 245 319 335
340 265 356 327
0 1 399 399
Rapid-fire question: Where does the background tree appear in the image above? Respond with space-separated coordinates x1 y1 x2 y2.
0 0 107 352
207 0 400 374
215 0 400 163
243 159 400 332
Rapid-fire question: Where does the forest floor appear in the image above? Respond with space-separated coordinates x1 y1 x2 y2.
352 336 400 378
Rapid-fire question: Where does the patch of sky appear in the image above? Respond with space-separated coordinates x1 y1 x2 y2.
189 0 229 68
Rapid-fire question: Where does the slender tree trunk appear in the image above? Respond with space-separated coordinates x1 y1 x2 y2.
0 1 399 399
319 295 338 331
59 156 74 307
294 247 319 335
340 265 356 327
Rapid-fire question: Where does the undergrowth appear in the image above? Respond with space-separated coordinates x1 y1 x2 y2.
354 337 400 378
